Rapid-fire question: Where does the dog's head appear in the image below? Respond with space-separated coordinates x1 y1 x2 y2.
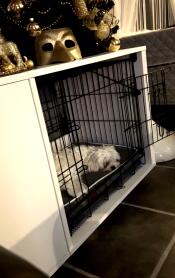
87 146 120 172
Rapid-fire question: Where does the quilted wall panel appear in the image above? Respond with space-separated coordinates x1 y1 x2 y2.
120 27 175 104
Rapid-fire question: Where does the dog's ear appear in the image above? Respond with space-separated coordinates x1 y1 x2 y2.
87 158 101 172
103 160 110 169
102 158 117 171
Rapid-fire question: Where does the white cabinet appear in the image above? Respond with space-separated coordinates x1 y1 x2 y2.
0 80 69 275
0 46 156 276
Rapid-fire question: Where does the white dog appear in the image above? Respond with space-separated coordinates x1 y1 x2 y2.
53 145 120 198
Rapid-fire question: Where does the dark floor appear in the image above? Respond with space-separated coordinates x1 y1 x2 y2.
53 159 175 278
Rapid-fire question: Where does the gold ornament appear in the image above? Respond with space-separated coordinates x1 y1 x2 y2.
107 37 120 52
35 28 82 66
0 33 34 75
0 63 15 73
25 59 34 69
7 0 25 18
103 11 114 26
95 21 110 41
26 18 42 37
73 0 89 20
23 56 34 69
83 10 98 31
84 18 97 30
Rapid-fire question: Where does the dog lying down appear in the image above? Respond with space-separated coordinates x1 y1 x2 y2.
53 145 120 198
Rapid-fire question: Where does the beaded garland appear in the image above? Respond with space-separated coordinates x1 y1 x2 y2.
1 0 116 35
0 0 75 33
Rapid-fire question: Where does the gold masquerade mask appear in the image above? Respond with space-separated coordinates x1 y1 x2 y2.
35 28 82 66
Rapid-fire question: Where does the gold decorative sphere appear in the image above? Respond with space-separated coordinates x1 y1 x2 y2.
7 0 25 17
107 37 120 52
23 56 34 69
25 59 34 69
26 18 42 37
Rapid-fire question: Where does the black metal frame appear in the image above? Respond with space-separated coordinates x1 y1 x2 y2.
36 56 173 233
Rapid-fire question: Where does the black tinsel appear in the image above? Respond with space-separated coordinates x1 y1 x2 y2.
111 24 120 34
94 10 106 25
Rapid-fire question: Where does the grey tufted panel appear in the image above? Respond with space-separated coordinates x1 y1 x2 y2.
120 27 175 104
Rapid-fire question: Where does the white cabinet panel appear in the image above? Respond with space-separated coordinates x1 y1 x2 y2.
0 80 69 275
0 48 156 275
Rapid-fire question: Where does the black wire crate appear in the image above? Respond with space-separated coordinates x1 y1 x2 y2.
36 57 172 233
132 67 175 146
149 65 175 132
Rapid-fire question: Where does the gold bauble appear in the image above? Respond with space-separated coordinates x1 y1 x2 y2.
23 56 34 69
25 59 34 69
26 18 42 37
95 21 110 41
107 37 120 52
7 0 25 17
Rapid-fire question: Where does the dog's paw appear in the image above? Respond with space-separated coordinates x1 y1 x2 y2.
66 180 88 198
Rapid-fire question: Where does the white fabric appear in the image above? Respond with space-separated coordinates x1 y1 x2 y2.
114 0 174 36
136 0 147 31
154 134 175 163
150 0 169 30
169 0 175 21
170 0 175 15
114 0 139 36
152 121 175 163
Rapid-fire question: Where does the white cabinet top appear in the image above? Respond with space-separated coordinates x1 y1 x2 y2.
0 46 146 86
